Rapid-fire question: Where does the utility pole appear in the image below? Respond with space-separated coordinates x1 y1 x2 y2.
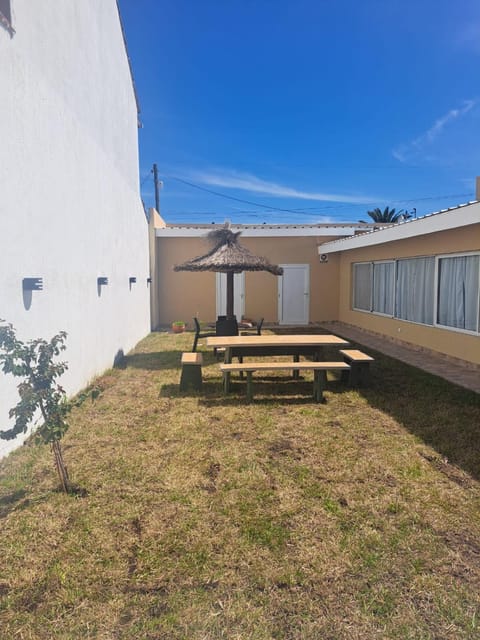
152 163 160 212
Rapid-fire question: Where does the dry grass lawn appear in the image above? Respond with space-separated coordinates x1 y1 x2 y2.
0 329 479 639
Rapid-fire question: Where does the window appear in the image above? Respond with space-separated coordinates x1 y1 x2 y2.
395 257 434 325
372 261 395 315
437 254 480 332
352 263 372 311
352 254 480 334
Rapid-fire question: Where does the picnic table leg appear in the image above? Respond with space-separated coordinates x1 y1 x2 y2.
348 362 361 386
223 371 231 394
360 362 371 386
313 370 320 402
349 362 370 387
238 355 244 379
293 354 300 380
313 370 327 403
246 371 254 403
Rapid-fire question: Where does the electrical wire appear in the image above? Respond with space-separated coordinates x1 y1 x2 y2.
161 190 474 220
163 175 473 210
143 170 474 220
167 175 346 214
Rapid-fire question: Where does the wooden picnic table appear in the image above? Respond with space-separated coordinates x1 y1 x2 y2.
206 334 350 364
207 334 351 401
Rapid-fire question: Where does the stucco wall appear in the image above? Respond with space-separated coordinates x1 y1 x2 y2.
337 223 480 365
155 235 341 325
0 1 150 458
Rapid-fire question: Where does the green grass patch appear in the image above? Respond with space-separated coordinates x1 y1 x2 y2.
0 329 479 639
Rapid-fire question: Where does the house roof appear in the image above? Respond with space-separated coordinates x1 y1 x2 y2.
156 222 379 238
317 200 480 254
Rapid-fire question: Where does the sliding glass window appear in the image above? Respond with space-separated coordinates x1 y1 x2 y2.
352 254 480 335
372 261 395 315
437 254 480 332
395 257 434 325
352 263 372 311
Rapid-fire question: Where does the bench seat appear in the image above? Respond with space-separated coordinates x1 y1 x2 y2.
220 361 350 403
181 352 203 365
339 349 374 386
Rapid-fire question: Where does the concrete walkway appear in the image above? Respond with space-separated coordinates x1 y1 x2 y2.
320 321 480 395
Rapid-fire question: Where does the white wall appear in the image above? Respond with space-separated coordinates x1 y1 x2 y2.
0 1 150 457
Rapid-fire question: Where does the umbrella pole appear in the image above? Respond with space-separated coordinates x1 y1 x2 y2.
226 271 234 319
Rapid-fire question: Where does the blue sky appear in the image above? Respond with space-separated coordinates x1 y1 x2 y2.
118 0 480 224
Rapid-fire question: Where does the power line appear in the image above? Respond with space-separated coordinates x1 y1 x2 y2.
168 175 334 214
161 191 474 218
392 192 474 204
164 175 472 208
144 173 474 219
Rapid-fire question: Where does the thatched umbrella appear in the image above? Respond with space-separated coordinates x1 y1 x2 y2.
174 226 283 319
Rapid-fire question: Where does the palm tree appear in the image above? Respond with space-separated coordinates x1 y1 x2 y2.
362 206 404 223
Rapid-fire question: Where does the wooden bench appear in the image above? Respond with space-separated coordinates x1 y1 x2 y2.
339 349 374 386
220 361 350 403
180 352 203 391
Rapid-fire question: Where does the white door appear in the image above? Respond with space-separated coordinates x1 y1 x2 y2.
278 264 310 325
216 272 245 318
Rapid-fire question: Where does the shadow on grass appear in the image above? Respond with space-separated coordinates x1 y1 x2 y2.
0 489 28 519
123 349 220 372
350 344 480 481
123 350 185 371
151 329 480 479
270 328 480 479
159 378 343 407
0 484 89 520
200 395 328 408
159 382 221 398
0 488 59 519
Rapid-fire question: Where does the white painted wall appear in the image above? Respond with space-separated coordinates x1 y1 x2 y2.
0 1 150 457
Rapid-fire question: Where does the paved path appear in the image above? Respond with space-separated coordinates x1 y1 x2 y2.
320 322 480 395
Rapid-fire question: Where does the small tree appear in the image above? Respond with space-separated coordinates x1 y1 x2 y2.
0 321 71 492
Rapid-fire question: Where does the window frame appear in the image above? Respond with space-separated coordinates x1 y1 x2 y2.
351 261 373 312
351 252 480 336
371 259 395 318
394 255 435 327
433 251 480 336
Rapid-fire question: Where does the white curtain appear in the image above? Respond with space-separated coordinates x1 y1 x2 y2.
373 262 394 315
437 256 479 331
395 257 434 325
353 263 372 311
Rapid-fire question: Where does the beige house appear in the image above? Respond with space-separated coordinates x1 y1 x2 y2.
149 215 377 329
319 200 480 366
149 196 480 368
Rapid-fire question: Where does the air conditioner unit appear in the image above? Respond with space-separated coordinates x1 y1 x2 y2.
319 253 328 263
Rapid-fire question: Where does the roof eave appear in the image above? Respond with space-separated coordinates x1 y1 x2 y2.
317 201 480 254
